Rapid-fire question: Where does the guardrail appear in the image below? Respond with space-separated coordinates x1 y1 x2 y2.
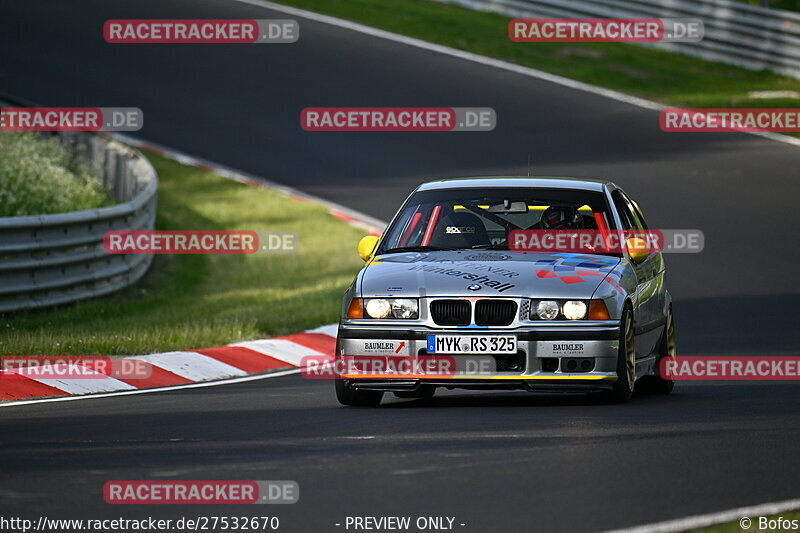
0 132 157 312
435 0 800 79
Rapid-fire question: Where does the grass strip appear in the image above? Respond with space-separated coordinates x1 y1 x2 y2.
0 152 364 355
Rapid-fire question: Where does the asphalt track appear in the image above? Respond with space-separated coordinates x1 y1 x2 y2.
1 0 800 531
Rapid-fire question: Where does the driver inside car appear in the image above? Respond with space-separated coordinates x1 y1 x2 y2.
538 204 584 230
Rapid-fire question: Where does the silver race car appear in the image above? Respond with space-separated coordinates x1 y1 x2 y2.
335 177 676 406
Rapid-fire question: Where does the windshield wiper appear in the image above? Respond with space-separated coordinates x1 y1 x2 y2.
470 243 508 250
382 245 457 254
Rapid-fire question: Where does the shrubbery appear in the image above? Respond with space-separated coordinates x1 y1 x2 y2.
0 132 108 217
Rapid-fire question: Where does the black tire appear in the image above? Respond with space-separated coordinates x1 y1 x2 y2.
393 386 435 400
639 309 676 395
335 378 383 407
598 305 635 403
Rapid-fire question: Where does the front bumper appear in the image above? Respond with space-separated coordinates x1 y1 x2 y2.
336 324 620 393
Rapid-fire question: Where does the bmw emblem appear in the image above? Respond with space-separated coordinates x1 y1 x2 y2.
468 284 482 291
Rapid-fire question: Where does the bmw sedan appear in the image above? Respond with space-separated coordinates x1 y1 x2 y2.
335 177 676 406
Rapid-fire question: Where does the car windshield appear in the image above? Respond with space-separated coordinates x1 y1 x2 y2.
380 186 617 253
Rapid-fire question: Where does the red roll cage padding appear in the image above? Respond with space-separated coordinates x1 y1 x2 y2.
398 210 423 247
593 211 612 251
420 205 442 246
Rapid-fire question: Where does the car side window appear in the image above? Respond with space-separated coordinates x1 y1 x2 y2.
611 190 638 230
620 191 648 230
633 203 649 230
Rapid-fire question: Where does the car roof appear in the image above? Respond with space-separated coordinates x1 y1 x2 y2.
416 177 614 193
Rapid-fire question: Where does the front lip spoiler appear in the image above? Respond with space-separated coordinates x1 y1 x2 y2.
338 328 619 341
347 377 616 393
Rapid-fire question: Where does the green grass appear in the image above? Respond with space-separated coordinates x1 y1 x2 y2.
0 132 108 217
734 0 800 12
691 510 800 532
276 0 800 108
0 153 365 356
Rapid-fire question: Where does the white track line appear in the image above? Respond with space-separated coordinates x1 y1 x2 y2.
0 368 302 409
604 497 800 532
231 0 800 149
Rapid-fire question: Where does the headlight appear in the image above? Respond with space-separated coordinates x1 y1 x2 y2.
391 299 418 319
536 300 560 320
562 300 587 320
365 299 392 319
530 299 598 320
364 298 419 319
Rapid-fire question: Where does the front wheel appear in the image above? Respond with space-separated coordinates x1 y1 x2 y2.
639 309 676 395
335 378 383 407
598 305 635 403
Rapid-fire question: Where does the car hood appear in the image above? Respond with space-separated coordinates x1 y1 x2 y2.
360 251 621 298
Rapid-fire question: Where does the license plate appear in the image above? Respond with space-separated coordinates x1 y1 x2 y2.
426 335 517 354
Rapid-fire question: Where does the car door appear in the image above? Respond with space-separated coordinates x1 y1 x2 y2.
624 193 666 357
611 190 661 359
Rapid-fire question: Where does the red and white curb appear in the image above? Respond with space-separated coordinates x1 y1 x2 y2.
0 324 337 402
0 101 383 406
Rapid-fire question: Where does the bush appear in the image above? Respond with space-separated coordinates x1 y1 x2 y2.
0 132 108 217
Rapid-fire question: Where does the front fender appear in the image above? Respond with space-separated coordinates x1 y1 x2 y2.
589 262 637 321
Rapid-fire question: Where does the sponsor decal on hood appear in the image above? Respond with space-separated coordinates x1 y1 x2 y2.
361 251 621 298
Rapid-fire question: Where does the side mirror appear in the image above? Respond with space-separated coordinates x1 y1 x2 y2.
626 237 649 264
357 235 379 262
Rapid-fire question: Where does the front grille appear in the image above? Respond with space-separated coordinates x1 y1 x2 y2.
430 300 471 326
475 300 517 326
